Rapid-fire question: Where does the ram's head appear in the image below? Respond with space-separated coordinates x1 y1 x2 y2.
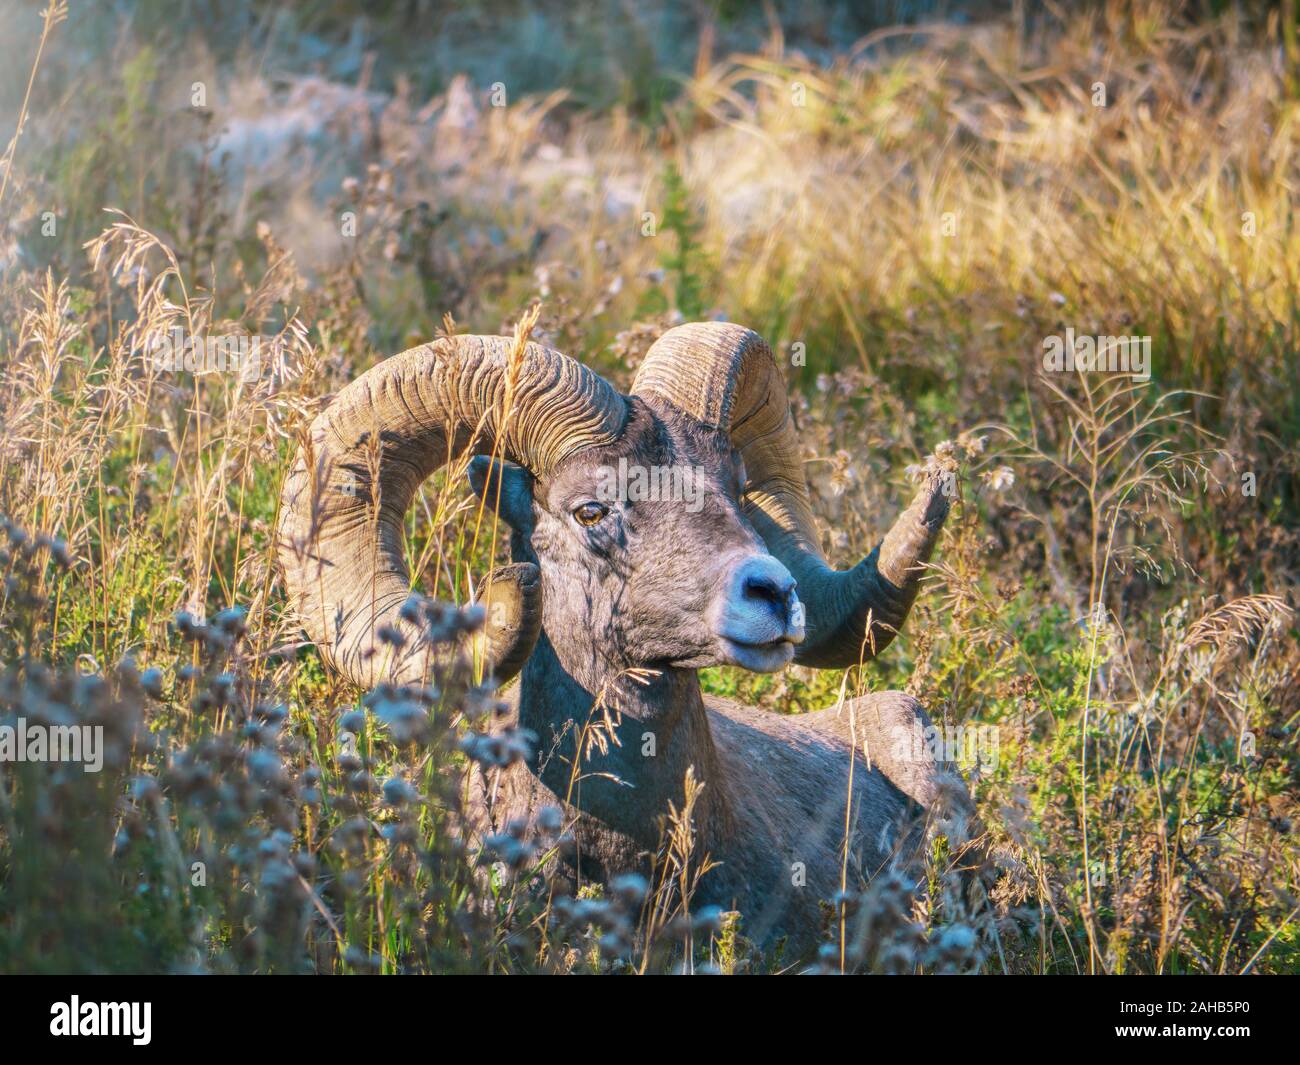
278 323 949 688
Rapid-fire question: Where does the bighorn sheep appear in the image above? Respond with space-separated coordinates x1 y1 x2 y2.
278 322 965 958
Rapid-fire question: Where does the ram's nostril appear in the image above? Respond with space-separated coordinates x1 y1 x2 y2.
734 557 797 627
721 555 799 641
743 574 787 608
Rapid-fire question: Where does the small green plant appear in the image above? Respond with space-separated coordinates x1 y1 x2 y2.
658 161 706 320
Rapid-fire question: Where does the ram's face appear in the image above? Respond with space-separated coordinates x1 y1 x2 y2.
474 399 805 673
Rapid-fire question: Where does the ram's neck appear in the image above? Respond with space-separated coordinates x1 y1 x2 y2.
516 629 734 854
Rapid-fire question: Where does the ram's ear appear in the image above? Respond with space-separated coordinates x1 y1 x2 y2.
473 562 542 684
467 456 536 535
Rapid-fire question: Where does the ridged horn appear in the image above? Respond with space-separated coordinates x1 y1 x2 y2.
278 335 627 688
631 322 948 668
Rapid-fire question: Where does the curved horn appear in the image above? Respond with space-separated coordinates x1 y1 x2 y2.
631 322 948 669
279 335 626 688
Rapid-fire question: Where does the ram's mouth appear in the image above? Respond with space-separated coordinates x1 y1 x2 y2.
716 634 797 673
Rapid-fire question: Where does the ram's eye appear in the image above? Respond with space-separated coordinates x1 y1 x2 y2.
572 502 608 527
